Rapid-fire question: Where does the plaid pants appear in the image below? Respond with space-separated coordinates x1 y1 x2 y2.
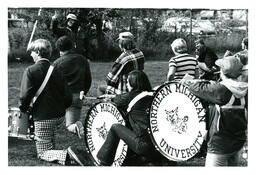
34 118 67 165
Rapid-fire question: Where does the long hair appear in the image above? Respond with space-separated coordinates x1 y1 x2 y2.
128 70 152 91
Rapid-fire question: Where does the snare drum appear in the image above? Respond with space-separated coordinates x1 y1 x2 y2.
84 102 128 166
8 107 34 140
148 82 207 161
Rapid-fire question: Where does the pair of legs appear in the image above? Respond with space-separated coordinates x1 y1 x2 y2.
34 117 68 165
34 117 86 165
65 93 84 138
205 149 242 166
96 123 154 166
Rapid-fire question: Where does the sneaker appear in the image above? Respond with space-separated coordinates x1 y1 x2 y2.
67 146 86 166
67 121 84 139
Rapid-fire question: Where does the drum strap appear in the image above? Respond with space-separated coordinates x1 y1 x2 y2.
30 65 54 106
127 91 154 112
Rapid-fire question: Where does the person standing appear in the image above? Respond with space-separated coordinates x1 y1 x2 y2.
51 11 87 57
194 38 219 80
19 39 86 165
180 55 248 166
167 38 199 81
53 36 92 138
98 32 145 95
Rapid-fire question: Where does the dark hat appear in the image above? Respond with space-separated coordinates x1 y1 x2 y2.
215 56 243 79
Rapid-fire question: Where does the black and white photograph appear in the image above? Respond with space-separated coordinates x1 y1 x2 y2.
1 0 256 173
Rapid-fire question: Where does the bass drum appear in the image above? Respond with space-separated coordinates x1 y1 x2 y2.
84 102 128 166
148 81 207 161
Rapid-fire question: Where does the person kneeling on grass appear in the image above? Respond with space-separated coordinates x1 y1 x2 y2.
53 36 92 139
19 39 87 166
96 70 165 166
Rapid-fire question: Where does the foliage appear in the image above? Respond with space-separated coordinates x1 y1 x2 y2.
8 8 248 62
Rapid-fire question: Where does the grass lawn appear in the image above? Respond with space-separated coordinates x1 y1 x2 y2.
8 61 247 166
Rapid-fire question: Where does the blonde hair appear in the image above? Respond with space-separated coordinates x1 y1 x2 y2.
27 39 52 58
171 38 188 54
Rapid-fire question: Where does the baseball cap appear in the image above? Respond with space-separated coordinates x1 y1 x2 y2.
215 56 243 79
116 32 135 41
66 14 78 21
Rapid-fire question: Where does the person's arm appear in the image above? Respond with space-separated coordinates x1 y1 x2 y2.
181 79 232 105
167 59 176 81
62 77 72 109
167 66 176 81
112 92 133 110
19 68 36 112
83 59 92 95
198 62 211 72
50 14 66 38
194 68 199 79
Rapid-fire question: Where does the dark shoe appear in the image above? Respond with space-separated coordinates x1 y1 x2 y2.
67 146 86 166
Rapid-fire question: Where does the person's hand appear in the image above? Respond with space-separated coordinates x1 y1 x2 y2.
98 94 116 102
52 10 61 20
224 50 233 57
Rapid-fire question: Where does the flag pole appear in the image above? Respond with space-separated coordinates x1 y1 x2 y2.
27 8 42 50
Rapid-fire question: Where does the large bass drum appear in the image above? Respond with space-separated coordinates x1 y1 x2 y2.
148 81 207 161
84 102 128 166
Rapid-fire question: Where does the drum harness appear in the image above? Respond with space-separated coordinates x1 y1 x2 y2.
27 65 54 142
127 91 154 113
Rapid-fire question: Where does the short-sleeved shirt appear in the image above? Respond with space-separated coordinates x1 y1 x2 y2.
168 53 199 80
197 46 218 69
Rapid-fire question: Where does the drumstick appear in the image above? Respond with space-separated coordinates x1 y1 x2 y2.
83 96 101 100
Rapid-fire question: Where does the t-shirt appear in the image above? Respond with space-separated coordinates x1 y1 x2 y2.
168 53 199 80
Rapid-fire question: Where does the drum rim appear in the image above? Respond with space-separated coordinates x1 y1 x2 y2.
84 101 127 166
148 81 206 162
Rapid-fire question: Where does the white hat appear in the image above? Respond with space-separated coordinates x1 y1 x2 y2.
116 32 135 41
66 14 77 21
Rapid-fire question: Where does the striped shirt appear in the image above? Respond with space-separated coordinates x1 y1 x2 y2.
168 53 198 80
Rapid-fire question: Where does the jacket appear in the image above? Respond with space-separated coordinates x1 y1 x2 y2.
112 90 153 140
182 79 248 154
19 59 72 121
105 49 144 94
53 51 92 94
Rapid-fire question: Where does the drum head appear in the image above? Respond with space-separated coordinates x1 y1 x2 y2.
149 82 207 161
84 102 128 166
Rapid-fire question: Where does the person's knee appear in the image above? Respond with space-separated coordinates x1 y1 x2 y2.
110 123 120 131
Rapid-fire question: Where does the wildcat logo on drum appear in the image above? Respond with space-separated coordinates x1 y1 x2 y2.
165 107 189 134
96 122 108 140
